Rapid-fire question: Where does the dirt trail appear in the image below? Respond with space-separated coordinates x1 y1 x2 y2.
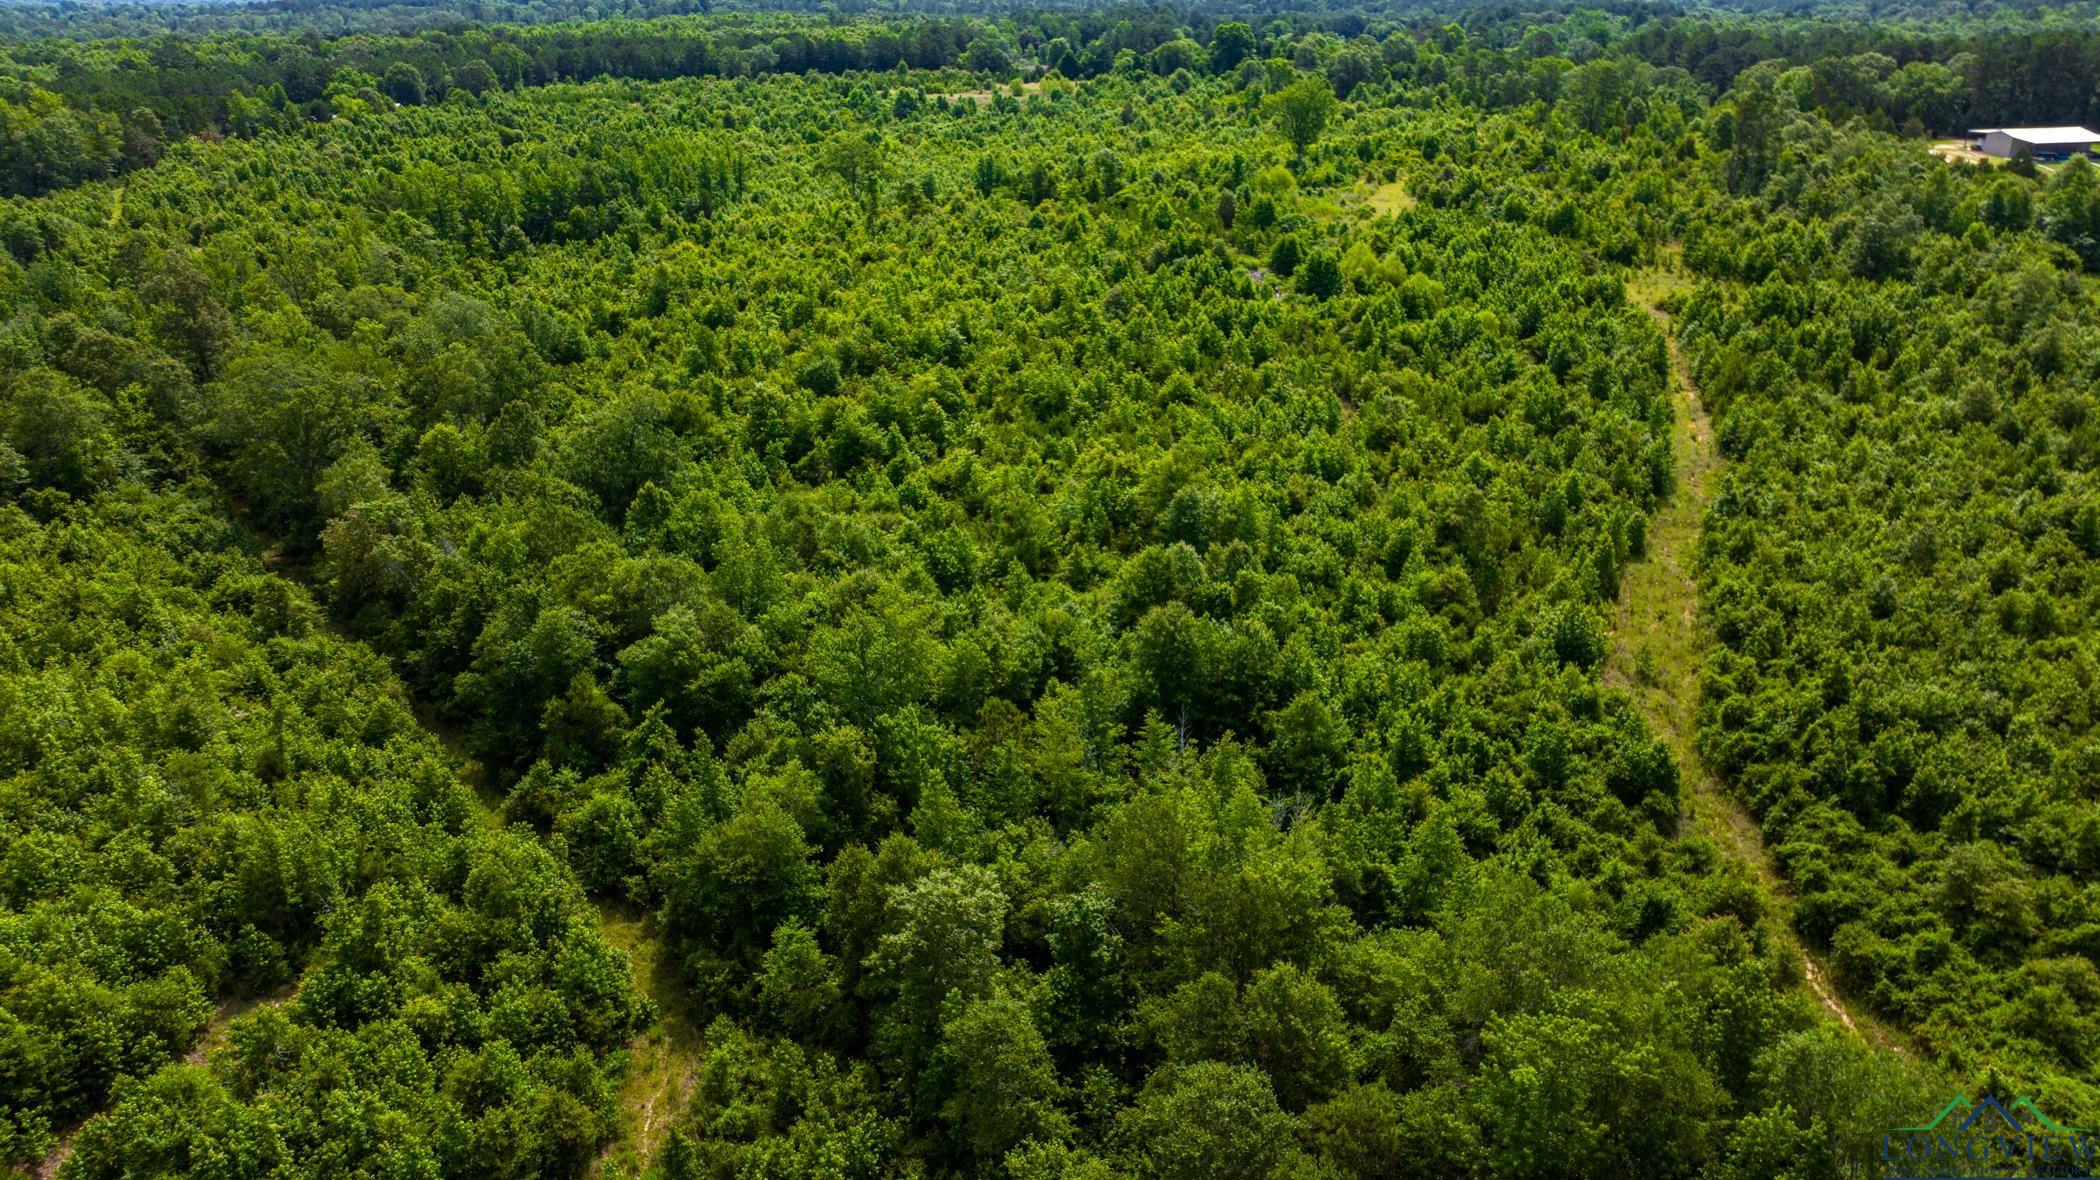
34 986 294 1180
1607 267 1887 1049
150 504 703 1177
182 987 297 1067
592 904 706 1176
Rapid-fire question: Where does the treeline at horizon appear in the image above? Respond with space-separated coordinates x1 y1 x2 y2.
3 0 2100 196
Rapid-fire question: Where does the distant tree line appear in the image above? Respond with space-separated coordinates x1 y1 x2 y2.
6 2 2100 197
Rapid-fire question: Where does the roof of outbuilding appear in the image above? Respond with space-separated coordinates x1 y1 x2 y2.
1966 126 2100 143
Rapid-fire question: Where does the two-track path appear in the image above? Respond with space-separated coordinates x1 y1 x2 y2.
1605 265 1891 1049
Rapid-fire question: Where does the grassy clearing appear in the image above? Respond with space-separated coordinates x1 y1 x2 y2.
1309 175 1415 223
1622 244 1692 310
1928 140 2070 174
1362 178 1416 215
1607 269 1738 863
593 903 704 1178
924 80 1044 105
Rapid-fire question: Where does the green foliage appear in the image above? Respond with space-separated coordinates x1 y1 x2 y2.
11 2 2090 1172
1117 1061 1306 1179
1265 76 1338 163
1680 115 2100 1098
0 494 642 1173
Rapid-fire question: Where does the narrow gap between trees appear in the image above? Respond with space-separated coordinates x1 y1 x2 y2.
1607 262 1900 1055
247 522 707 1176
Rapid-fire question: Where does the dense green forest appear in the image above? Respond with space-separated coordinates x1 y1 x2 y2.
1678 126 2100 1097
2 0 2098 1176
0 488 647 1172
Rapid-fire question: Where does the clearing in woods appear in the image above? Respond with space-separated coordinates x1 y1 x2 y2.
1609 261 1904 1054
1309 175 1415 222
594 904 706 1176
923 80 1044 105
1362 177 1415 214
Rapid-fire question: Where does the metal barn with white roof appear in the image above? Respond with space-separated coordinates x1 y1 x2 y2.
1963 126 2100 160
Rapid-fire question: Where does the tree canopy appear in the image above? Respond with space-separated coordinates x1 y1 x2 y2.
4 0 2098 1175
